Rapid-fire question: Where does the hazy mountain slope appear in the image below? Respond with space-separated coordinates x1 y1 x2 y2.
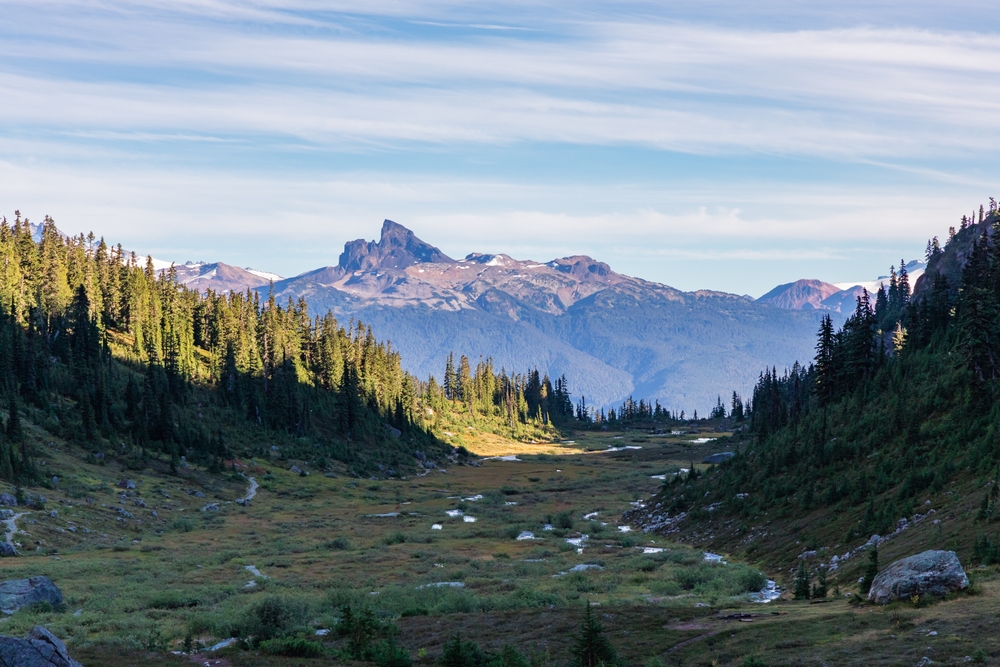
170 261 278 293
262 220 826 411
758 279 843 310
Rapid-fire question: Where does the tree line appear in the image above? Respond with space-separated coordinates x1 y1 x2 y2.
0 213 440 482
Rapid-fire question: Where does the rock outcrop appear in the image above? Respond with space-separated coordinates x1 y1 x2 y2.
867 550 969 604
339 219 455 272
0 577 63 615
0 626 82 667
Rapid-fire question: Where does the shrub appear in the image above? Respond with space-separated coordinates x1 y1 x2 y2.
371 637 412 667
328 537 353 550
554 512 574 530
259 636 324 658
147 591 199 609
441 633 488 667
241 596 307 644
172 518 195 533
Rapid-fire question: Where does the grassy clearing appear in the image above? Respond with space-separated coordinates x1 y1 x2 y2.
0 425 996 666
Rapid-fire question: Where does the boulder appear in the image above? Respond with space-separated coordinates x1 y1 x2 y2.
116 479 136 490
0 544 16 558
867 550 969 604
0 625 83 667
0 577 63 615
0 495 15 507
702 452 734 464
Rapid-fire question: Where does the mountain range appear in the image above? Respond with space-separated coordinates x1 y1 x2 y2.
144 220 918 411
164 220 832 411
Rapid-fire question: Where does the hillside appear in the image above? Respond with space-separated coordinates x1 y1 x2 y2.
260 220 827 411
626 204 1000 592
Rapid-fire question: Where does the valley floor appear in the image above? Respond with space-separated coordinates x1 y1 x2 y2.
0 427 997 666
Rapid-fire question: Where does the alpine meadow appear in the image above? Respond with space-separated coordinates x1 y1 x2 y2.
3 2 1000 667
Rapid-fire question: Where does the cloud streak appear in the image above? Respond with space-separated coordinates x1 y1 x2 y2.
0 0 996 294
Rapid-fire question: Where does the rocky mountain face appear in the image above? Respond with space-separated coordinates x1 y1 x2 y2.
258 220 826 410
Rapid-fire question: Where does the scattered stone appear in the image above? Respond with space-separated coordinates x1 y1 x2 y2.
48 511 57 519
116 480 136 490
315 629 330 637
0 625 83 667
702 452 735 464
201 503 220 512
568 564 603 572
415 582 464 589
50 477 58 485
515 531 537 540
0 576 63 615
290 466 302 474
867 550 969 605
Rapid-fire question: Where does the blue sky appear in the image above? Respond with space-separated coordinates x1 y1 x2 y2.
1 1 998 296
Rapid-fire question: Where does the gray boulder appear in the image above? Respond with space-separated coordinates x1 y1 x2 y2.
0 577 63 615
0 625 82 667
702 452 734 464
0 544 16 558
867 550 969 604
0 495 15 507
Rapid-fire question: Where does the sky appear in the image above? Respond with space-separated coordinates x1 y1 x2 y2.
1 1 998 296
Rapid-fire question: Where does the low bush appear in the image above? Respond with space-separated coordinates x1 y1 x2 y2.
259 636 324 658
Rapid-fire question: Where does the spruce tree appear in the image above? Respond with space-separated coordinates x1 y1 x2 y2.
812 566 828 599
572 602 618 667
793 561 811 600
860 545 879 595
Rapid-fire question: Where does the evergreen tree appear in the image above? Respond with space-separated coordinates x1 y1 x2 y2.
793 561 811 600
572 602 618 667
860 545 879 595
812 566 828 600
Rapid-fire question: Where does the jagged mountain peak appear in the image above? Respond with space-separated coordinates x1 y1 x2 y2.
339 219 455 272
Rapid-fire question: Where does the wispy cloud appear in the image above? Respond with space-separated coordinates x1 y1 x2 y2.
0 1 995 293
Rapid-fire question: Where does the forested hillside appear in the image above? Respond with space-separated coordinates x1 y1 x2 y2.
641 202 1000 572
0 213 447 481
